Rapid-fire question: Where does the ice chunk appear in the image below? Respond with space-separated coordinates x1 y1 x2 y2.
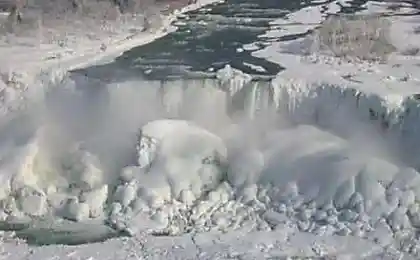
77 151 104 190
262 210 289 227
8 128 107 211
388 206 410 232
62 197 90 222
238 184 258 204
179 189 196 206
338 209 358 222
136 132 159 169
79 185 108 218
113 181 137 208
16 186 47 217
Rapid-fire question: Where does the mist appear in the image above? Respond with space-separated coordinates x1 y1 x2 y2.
17 74 402 189
0 69 411 229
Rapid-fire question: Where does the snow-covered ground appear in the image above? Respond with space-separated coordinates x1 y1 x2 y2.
1 0 420 259
0 0 222 75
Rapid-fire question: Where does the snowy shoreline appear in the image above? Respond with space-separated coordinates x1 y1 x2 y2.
0 0 224 79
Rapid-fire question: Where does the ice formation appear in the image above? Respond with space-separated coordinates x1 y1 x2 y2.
0 125 109 222
107 119 229 233
106 66 420 256
216 64 252 97
2 55 420 256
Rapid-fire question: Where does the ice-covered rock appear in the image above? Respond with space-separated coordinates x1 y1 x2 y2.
136 132 159 169
62 197 90 222
338 209 358 222
348 192 364 211
3 196 20 216
179 189 196 207
47 192 68 210
297 208 312 222
9 126 106 197
134 120 228 203
110 202 123 217
369 218 394 246
262 210 289 227
113 181 137 208
77 151 105 190
314 210 328 222
0 210 7 221
16 186 47 217
79 185 108 218
388 206 411 232
238 184 258 204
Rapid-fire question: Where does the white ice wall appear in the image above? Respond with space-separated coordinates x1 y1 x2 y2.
30 66 420 167
5 63 420 245
268 77 420 166
131 66 420 170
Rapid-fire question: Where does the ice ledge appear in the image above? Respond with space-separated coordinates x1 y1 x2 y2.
266 62 420 170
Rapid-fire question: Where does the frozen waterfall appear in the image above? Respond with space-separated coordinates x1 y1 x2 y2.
2 64 420 247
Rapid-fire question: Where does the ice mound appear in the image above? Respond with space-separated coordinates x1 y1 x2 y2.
103 123 420 255
108 119 229 233
0 126 108 222
134 119 228 200
1 81 420 251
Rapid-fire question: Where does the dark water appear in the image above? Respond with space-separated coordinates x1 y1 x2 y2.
73 0 401 81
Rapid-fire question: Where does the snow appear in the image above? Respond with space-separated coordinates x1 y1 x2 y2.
1 0 420 259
